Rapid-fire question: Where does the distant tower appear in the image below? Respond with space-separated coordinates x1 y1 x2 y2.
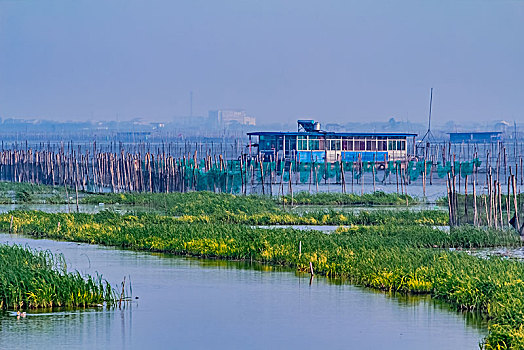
419 88 435 158
421 88 435 143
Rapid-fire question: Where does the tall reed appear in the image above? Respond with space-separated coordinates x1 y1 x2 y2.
0 244 114 310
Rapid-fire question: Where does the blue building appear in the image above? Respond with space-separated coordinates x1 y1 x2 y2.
247 120 417 162
448 132 502 143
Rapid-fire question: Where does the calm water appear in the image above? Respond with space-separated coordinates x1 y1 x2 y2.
0 233 486 350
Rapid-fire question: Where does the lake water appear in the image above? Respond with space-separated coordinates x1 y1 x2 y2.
0 233 486 350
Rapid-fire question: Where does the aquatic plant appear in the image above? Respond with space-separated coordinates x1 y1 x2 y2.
0 181 73 204
1 210 523 348
278 191 417 206
82 191 446 225
81 191 280 216
81 191 418 211
0 244 114 310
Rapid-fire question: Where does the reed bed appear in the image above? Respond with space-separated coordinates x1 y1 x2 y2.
80 191 446 225
0 211 522 347
81 191 280 216
81 191 418 212
0 181 66 194
0 210 516 251
0 244 114 310
0 181 72 204
278 191 417 206
1 209 522 348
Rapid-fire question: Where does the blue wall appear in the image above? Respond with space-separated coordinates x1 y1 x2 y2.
296 151 388 163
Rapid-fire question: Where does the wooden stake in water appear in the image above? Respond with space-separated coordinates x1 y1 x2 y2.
473 176 478 226
372 154 376 193
513 174 520 230
464 174 468 223
498 181 504 228
288 162 294 205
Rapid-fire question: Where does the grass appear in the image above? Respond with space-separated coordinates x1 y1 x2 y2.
81 191 418 211
0 210 515 252
81 191 280 216
0 243 115 310
211 209 449 226
80 191 446 226
279 191 417 206
1 210 524 348
0 181 72 204
3 188 524 348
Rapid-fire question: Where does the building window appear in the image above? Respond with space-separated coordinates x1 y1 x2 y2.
259 135 276 150
342 138 353 151
366 139 377 151
329 139 341 151
318 137 326 150
298 137 308 150
285 137 297 152
309 138 320 151
388 140 396 151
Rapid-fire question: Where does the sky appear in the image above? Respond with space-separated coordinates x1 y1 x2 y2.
0 0 523 125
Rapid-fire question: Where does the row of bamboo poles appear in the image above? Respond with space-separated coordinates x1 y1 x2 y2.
0 146 521 194
446 157 522 233
2 139 523 172
0 143 522 231
1 140 244 160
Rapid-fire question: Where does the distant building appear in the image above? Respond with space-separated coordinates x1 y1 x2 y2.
448 131 502 143
208 109 256 127
248 120 416 162
116 132 151 142
323 123 344 132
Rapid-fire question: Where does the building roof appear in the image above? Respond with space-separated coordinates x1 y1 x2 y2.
247 131 417 137
447 131 502 135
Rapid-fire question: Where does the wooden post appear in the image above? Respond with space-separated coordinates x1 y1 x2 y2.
473 176 478 226
464 174 468 223
498 181 504 228
372 154 376 193
288 162 293 205
395 162 399 194
259 158 265 195
513 174 520 230
423 158 427 198
340 159 346 194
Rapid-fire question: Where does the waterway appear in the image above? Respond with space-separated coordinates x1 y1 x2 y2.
0 233 486 349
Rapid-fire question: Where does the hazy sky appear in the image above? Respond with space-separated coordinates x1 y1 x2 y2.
0 0 523 124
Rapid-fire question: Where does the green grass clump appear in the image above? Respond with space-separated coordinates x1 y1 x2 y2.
2 207 524 348
0 210 508 250
81 191 280 216
279 191 417 206
0 181 66 194
199 209 449 226
0 244 114 310
81 191 446 226
80 191 418 213
0 181 71 204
